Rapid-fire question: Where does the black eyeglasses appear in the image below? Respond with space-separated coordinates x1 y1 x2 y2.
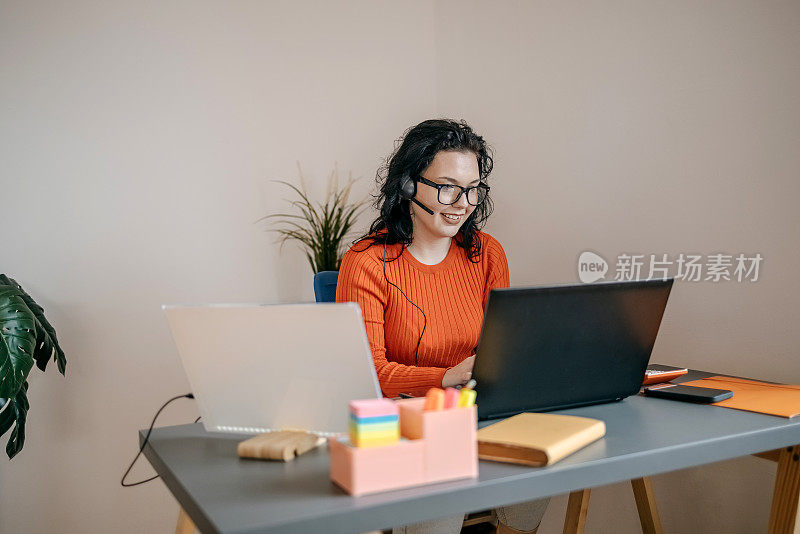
416 176 490 206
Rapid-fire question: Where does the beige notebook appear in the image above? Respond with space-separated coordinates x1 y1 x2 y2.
477 413 606 466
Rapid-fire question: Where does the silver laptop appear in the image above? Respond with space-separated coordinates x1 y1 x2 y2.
163 302 381 435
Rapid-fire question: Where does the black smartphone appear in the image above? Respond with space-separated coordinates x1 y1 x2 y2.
643 384 733 403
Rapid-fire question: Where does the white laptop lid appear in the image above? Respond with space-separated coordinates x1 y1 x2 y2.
163 302 381 435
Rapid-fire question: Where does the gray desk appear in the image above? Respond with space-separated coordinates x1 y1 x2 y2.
141 370 800 533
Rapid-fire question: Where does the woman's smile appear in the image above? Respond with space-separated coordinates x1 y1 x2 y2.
441 212 464 224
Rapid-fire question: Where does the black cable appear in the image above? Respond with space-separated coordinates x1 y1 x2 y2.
382 239 427 366
120 393 195 488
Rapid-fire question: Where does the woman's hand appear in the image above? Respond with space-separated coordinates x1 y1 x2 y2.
442 354 475 388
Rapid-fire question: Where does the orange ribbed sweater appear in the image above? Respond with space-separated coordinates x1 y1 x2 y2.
336 231 510 398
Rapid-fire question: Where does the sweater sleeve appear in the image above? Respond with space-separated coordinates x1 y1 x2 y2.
336 246 447 398
483 234 511 308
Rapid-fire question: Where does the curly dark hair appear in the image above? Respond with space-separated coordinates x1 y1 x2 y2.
355 118 494 262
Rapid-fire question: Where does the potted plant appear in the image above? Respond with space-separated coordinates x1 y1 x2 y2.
0 274 66 459
260 164 368 273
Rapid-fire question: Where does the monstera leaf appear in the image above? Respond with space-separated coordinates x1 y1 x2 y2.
0 275 66 459
0 382 29 458
0 275 66 376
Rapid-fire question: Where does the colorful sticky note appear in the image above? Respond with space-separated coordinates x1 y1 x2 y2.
351 433 400 448
349 398 400 448
349 398 399 419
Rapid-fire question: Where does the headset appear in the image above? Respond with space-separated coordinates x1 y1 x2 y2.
400 174 434 215
383 174 431 366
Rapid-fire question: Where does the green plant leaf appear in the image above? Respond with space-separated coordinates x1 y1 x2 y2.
0 397 12 436
0 283 36 399
1 381 28 459
0 276 67 459
0 275 66 375
261 173 370 273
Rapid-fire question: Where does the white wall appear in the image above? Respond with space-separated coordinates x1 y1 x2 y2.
1 1 798 533
0 1 435 532
434 1 800 532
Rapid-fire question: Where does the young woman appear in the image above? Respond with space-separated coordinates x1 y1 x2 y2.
336 119 548 534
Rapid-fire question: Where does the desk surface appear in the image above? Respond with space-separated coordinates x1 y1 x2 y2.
142 370 800 534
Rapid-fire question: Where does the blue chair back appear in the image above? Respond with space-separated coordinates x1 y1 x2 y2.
313 271 339 303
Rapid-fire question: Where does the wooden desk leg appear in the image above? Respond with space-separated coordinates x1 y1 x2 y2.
175 507 196 534
767 445 800 534
755 449 782 463
563 489 591 534
631 477 664 534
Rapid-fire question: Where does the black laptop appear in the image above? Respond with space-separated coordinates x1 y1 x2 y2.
473 278 674 421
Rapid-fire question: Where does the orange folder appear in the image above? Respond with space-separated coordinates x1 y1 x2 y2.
680 376 800 418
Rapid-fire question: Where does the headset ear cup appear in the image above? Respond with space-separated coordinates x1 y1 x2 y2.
400 175 416 200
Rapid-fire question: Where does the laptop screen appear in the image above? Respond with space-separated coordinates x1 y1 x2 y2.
474 279 673 420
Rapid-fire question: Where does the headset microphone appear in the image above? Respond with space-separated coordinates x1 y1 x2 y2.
400 175 435 215
410 197 434 215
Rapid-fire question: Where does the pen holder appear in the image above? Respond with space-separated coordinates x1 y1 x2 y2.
329 397 478 496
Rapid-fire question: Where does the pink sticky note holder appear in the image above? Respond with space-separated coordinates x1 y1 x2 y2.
329 398 478 496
